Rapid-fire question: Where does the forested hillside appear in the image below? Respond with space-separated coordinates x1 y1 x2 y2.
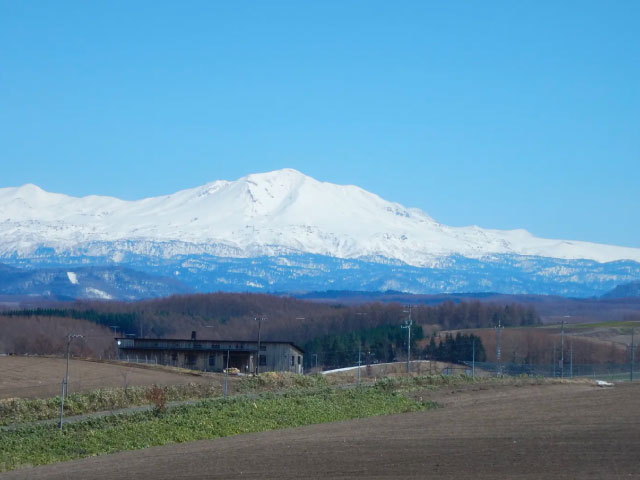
1 293 540 359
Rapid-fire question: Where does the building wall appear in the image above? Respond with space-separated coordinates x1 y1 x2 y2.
116 339 303 374
260 343 303 374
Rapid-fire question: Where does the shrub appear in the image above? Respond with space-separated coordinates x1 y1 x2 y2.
145 385 167 415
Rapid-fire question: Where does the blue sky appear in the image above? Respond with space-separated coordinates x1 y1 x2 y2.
1 1 638 247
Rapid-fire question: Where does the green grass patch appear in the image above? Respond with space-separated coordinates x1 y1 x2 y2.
374 373 479 392
236 370 330 392
0 385 432 472
0 372 330 427
374 373 554 393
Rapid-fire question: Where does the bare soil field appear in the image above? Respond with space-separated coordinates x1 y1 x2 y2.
0 356 226 399
6 380 639 479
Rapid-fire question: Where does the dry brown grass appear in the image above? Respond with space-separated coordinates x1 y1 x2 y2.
0 355 231 399
321 360 467 383
425 326 631 364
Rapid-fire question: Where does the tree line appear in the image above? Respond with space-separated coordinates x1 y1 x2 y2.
0 293 540 359
1 294 540 342
425 332 487 363
304 327 488 370
304 323 425 369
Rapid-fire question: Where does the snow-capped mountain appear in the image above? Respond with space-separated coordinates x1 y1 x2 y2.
2 168 639 264
1 168 639 297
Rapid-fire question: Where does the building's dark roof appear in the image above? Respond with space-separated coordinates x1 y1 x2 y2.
115 337 304 353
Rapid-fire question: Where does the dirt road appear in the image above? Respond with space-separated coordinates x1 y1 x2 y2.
5 381 639 479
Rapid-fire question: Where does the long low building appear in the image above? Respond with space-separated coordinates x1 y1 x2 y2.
115 334 304 374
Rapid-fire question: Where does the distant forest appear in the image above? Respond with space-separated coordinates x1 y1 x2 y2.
1 293 540 342
0 293 540 363
303 326 486 370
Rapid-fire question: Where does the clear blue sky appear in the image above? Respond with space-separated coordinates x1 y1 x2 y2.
1 1 638 247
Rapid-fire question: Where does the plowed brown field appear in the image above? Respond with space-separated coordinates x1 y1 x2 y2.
5 381 639 479
0 356 223 399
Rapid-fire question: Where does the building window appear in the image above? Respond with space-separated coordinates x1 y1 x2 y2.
260 345 267 351
291 355 295 366
259 355 267 366
209 355 216 366
212 344 220 349
297 356 301 365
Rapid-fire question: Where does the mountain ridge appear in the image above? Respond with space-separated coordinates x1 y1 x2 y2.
0 263 191 301
1 169 639 298
602 281 640 299
1 168 639 266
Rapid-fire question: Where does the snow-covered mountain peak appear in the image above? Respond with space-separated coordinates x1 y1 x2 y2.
16 183 44 193
3 183 49 201
1 169 639 266
244 167 308 184
236 168 309 216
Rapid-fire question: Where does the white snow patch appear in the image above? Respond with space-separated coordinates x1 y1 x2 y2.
321 360 426 375
85 287 113 300
66 272 78 284
596 380 614 387
112 251 125 263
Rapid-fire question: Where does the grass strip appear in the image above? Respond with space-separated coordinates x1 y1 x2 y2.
0 386 433 472
0 372 331 427
0 383 221 426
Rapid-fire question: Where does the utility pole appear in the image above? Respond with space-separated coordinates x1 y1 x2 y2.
255 316 266 375
354 312 366 380
496 319 503 376
58 379 65 429
631 328 635 382
472 337 476 379
224 349 230 397
570 341 573 379
357 345 361 387
64 334 84 398
560 319 565 378
59 333 83 428
401 306 412 375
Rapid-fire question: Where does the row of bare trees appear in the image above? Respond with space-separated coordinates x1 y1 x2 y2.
468 328 631 364
2 295 540 347
0 316 115 358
